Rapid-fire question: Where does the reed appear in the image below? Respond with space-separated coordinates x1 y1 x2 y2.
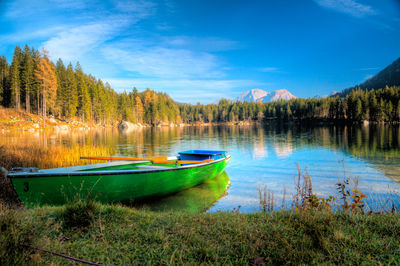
0 143 115 170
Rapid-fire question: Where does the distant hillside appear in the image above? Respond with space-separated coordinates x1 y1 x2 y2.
237 89 296 103
334 57 400 97
359 57 400 89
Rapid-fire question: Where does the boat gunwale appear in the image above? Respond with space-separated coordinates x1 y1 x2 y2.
8 156 231 179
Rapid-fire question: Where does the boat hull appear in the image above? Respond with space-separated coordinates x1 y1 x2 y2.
10 157 230 207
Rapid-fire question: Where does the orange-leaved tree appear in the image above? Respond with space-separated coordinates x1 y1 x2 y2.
34 48 57 118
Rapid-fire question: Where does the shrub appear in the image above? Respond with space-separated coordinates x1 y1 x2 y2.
60 198 98 230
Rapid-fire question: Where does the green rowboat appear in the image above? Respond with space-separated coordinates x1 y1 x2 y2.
8 150 230 207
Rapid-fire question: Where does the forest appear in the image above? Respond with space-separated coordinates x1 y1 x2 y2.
179 86 400 123
0 45 181 125
1 45 400 125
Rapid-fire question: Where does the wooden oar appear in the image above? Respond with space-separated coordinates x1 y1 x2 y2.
80 156 213 164
153 159 214 165
80 156 168 162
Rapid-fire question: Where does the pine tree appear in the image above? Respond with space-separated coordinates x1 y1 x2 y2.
396 100 400 121
21 45 34 112
75 62 91 121
55 59 67 117
10 46 22 109
0 56 10 105
369 92 378 121
65 63 78 118
355 98 363 121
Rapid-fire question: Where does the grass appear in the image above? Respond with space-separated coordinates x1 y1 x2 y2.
0 201 399 265
1 135 399 264
0 143 115 170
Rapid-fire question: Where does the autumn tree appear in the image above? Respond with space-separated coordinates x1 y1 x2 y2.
34 49 57 117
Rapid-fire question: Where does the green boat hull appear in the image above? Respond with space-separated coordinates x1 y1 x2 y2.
10 157 230 207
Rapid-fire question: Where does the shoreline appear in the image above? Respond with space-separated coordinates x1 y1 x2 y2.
1 107 399 133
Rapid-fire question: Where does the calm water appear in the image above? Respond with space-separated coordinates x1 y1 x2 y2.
3 124 400 212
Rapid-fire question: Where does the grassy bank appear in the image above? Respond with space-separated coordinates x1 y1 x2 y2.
1 201 399 265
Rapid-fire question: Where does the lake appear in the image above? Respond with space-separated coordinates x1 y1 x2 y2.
2 123 400 212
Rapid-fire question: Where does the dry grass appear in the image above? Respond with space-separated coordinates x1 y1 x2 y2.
0 143 115 170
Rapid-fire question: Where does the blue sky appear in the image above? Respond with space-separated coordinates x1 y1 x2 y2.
0 0 399 103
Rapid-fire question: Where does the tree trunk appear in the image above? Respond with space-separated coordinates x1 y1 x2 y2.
42 93 46 129
37 90 40 115
25 92 30 113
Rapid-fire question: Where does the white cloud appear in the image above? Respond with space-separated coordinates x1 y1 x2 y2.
161 36 239 52
0 25 68 44
43 22 121 61
102 45 224 79
313 0 376 17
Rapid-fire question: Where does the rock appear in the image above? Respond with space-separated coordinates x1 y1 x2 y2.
54 125 70 132
118 121 137 132
0 167 21 206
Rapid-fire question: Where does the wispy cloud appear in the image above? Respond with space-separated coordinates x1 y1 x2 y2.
4 0 95 18
43 19 127 61
114 0 156 17
313 0 376 17
41 0 156 61
161 36 239 52
357 67 380 71
0 25 68 44
363 74 375 81
259 67 279 72
102 44 224 79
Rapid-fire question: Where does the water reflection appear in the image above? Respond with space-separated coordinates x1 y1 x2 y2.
1 123 400 212
127 172 230 213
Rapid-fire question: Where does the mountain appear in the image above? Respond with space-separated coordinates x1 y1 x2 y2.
334 57 400 97
358 57 400 90
237 89 296 103
260 89 296 102
237 89 268 102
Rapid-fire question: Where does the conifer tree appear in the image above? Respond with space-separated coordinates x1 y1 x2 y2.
0 56 10 105
34 49 57 117
396 100 400 121
65 63 78 118
75 62 91 121
21 45 34 112
10 46 22 109
55 58 67 117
